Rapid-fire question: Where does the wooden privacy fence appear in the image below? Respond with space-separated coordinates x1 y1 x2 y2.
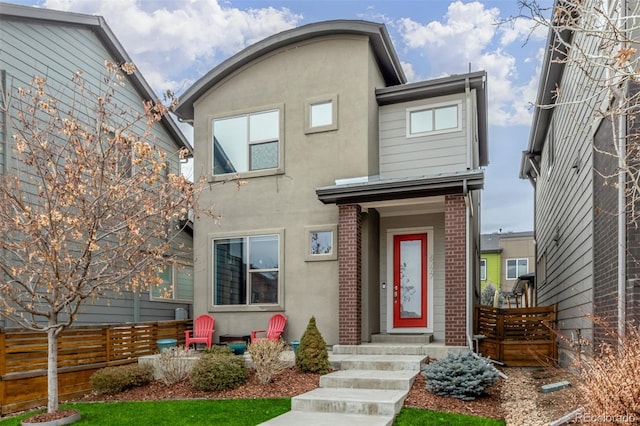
0 319 190 415
474 304 558 366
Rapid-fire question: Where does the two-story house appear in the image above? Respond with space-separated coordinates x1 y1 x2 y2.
480 231 535 307
520 0 640 364
0 3 194 326
175 20 488 350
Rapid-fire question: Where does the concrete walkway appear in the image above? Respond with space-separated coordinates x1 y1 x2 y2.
259 342 457 426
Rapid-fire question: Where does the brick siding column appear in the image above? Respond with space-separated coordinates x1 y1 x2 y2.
338 204 362 345
445 194 467 346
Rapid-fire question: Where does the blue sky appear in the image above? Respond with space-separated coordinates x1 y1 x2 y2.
10 0 554 233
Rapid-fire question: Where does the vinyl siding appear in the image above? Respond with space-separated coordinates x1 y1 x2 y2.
533 23 606 362
0 15 192 326
379 93 468 179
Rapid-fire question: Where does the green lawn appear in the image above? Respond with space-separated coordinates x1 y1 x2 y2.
0 400 504 425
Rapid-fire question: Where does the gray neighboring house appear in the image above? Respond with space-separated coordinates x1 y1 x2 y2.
0 3 194 326
520 0 640 365
175 20 488 350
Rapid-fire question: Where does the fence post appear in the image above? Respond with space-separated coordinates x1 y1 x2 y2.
105 326 111 363
496 309 504 340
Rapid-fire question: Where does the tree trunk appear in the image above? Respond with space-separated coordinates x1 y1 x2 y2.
47 328 59 413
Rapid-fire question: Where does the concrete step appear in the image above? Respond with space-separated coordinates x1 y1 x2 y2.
332 343 426 355
371 333 433 344
258 411 394 426
292 388 407 416
320 369 418 391
334 354 426 371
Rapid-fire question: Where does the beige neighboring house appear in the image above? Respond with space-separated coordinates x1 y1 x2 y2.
175 20 488 350
481 232 535 307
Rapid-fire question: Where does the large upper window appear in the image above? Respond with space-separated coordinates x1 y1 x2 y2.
150 262 194 302
213 234 280 306
212 109 280 175
506 258 528 280
406 102 461 137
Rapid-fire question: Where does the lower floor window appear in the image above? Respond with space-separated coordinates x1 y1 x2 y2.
213 234 280 306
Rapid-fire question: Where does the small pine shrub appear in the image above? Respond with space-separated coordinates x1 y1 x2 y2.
90 363 154 395
422 351 499 401
248 339 288 384
189 352 247 391
153 345 193 385
296 316 330 374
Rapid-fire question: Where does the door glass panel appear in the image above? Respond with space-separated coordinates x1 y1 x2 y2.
399 240 422 318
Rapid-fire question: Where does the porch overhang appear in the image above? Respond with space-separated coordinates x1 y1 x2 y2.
316 170 484 205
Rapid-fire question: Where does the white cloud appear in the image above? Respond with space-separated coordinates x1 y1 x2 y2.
395 0 546 126
43 0 301 94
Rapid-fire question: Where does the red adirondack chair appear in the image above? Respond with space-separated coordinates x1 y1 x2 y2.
251 313 287 343
185 314 215 350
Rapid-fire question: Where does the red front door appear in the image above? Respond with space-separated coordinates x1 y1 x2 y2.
393 233 428 328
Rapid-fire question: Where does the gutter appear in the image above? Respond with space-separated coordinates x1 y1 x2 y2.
464 188 474 350
617 0 628 343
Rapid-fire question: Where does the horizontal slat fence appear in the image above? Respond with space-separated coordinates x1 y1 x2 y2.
474 304 558 367
0 320 190 415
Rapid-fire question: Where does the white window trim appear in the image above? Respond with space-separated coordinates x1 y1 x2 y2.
480 258 487 281
209 228 285 312
506 258 528 280
305 224 338 261
405 100 462 139
209 104 285 182
304 94 338 134
150 261 194 303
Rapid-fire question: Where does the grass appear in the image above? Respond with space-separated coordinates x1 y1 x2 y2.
0 400 504 426
394 407 505 425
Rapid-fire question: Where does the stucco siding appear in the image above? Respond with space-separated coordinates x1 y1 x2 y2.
379 93 468 179
191 35 379 345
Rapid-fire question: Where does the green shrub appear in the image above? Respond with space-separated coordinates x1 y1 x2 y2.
248 339 288 384
203 345 234 357
189 353 247 391
296 316 330 374
422 351 499 401
90 363 154 395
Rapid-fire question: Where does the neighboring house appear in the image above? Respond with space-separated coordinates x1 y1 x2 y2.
0 3 194 326
520 1 640 364
480 232 535 307
175 20 488 349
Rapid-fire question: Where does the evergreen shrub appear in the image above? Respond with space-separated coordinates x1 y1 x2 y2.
422 351 499 401
189 352 247 391
90 363 154 395
296 316 330 374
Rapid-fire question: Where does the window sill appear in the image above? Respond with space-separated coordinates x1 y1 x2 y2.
209 304 284 313
207 167 284 183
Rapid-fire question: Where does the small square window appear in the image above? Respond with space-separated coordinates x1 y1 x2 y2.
305 225 337 261
305 94 338 134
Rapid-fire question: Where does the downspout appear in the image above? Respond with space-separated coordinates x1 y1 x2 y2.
617 0 628 344
463 180 474 350
465 77 473 169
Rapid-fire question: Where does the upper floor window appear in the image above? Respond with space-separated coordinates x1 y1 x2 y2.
480 258 487 281
406 101 461 138
151 262 194 302
305 94 338 134
213 108 280 175
213 232 281 307
506 258 528 280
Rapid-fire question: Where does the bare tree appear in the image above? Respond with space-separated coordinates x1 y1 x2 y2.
0 61 210 413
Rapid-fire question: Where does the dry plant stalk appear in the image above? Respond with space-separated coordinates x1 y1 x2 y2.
577 324 640 422
248 339 288 384
153 346 194 385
